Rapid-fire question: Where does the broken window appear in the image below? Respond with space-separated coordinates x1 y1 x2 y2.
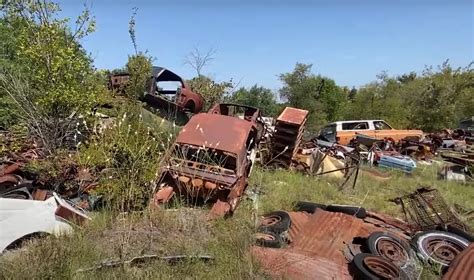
172 144 237 172
319 124 337 142
342 122 369 130
374 121 392 130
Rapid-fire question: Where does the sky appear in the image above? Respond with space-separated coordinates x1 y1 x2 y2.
58 0 473 91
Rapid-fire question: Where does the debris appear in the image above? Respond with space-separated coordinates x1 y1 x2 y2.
442 243 474 280
252 206 414 279
391 187 470 233
0 193 90 253
75 254 214 273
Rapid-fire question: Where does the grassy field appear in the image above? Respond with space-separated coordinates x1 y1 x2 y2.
0 162 472 279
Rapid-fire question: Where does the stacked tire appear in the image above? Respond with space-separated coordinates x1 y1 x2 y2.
255 211 291 248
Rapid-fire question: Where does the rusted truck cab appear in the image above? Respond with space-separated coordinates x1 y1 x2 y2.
109 66 203 114
208 103 265 142
152 113 258 217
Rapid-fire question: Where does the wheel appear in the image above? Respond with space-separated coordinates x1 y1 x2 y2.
294 201 327 213
446 225 474 242
326 204 367 219
411 230 470 267
366 232 413 268
352 253 409 280
258 211 291 234
255 231 283 248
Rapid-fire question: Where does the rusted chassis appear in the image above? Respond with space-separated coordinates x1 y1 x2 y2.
152 167 248 218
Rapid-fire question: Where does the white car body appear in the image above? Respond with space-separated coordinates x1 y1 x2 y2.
0 193 89 253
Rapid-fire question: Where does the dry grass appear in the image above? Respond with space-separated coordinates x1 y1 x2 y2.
0 160 471 279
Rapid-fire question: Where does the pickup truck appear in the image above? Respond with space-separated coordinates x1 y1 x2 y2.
109 66 203 114
318 120 423 145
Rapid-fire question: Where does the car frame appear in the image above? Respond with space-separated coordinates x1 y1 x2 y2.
151 112 259 217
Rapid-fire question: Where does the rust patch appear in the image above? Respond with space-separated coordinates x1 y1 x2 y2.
176 113 254 156
442 243 474 280
252 209 411 279
277 107 309 125
251 247 352 280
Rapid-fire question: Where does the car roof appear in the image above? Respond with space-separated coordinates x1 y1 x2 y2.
325 120 385 126
176 113 253 155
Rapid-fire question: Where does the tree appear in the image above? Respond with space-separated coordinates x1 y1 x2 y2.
279 63 347 130
0 0 104 153
187 75 233 111
184 47 217 77
226 85 279 116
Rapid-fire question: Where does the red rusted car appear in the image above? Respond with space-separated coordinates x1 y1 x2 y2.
109 66 203 114
151 112 259 217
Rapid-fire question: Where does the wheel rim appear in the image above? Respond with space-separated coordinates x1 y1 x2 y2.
423 236 465 265
363 256 400 278
375 237 409 267
261 215 282 226
255 232 275 241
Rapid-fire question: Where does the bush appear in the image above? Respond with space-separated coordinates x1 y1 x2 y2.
79 102 176 211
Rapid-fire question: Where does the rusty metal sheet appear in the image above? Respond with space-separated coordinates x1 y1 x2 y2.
276 107 309 125
253 209 413 279
292 209 364 262
176 113 253 156
288 211 311 241
251 247 352 280
442 243 474 280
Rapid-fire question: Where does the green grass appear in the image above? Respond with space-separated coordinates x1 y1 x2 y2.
0 162 472 279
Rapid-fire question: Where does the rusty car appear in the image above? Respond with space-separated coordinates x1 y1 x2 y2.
109 66 203 114
151 111 259 217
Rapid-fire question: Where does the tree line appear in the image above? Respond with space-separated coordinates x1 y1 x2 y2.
1 0 473 138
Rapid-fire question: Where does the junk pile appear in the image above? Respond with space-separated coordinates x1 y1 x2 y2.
0 133 93 254
253 187 472 280
263 107 361 188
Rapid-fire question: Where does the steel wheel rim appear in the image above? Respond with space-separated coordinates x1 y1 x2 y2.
423 237 464 264
255 232 275 241
375 237 409 266
261 215 282 226
363 256 400 278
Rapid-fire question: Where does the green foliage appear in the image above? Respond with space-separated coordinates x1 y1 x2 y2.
0 0 106 152
78 102 175 211
346 61 474 131
187 75 233 111
279 63 347 130
226 84 279 117
124 53 152 100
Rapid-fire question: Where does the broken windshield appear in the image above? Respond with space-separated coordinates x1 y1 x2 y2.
171 144 237 173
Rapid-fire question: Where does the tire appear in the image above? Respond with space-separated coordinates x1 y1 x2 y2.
294 201 327 213
258 211 291 234
326 204 367 219
446 225 474 242
351 253 408 280
255 231 283 248
411 230 470 267
366 232 413 268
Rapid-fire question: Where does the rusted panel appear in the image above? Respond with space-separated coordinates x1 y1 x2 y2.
288 211 311 241
442 243 474 280
251 247 352 280
277 107 309 125
176 113 254 156
292 209 364 262
253 209 413 279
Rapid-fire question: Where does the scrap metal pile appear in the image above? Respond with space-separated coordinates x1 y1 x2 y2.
253 188 472 279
